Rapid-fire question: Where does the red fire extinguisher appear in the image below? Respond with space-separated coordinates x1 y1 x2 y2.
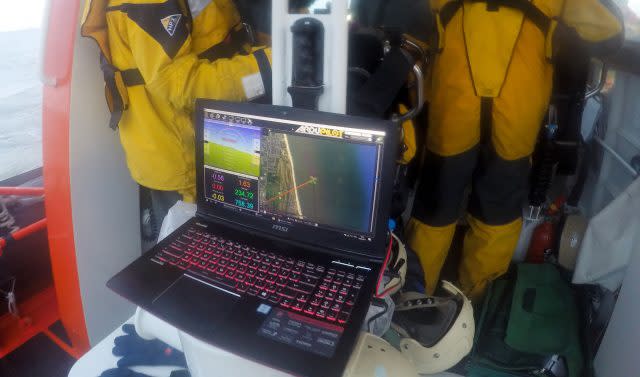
526 196 565 263
527 221 555 263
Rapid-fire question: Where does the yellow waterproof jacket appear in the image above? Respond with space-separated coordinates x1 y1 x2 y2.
427 0 623 159
82 0 272 200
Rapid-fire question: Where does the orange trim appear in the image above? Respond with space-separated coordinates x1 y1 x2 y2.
42 0 91 356
43 329 83 359
9 219 47 241
0 287 60 358
0 219 47 256
0 187 45 196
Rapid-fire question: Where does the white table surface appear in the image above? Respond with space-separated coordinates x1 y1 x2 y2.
69 317 179 377
67 317 463 377
68 316 182 377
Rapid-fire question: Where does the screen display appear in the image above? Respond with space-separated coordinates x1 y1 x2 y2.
202 109 384 238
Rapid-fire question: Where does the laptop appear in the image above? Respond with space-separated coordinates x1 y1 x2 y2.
107 100 397 377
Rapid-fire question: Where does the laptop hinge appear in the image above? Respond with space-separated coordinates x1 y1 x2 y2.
194 210 384 267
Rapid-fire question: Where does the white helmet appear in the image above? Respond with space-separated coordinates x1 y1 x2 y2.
377 233 408 297
390 281 474 375
342 332 418 377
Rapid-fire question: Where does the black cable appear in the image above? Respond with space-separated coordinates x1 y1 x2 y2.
391 258 406 275
367 297 390 333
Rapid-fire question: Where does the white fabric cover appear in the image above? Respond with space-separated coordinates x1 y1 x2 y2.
158 201 196 241
573 177 640 291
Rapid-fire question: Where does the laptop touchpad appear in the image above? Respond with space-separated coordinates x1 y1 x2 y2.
152 275 239 331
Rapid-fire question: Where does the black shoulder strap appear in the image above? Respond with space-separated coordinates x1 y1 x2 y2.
197 23 254 61
439 0 551 35
121 68 145 86
439 1 462 29
490 0 551 34
252 48 272 104
100 53 125 130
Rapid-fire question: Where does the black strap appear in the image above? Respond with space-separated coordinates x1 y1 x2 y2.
480 97 493 145
486 0 500 11
439 1 462 29
488 0 551 34
121 68 145 86
348 48 413 118
287 86 324 110
439 0 551 35
100 54 125 130
252 48 272 104
198 24 253 61
105 4 128 12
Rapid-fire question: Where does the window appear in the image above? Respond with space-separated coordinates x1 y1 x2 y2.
620 0 640 42
579 2 640 215
0 0 46 182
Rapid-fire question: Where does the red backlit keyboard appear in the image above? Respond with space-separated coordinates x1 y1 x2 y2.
152 227 366 325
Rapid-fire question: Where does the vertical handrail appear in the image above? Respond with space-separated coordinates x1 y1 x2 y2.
585 62 608 100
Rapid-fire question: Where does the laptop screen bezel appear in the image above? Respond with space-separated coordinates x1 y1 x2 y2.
194 100 397 261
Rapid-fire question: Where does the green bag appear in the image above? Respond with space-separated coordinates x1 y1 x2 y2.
468 264 584 377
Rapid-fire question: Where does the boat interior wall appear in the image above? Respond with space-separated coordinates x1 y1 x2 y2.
68 0 141 346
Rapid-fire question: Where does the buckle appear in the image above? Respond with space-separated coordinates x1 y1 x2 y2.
240 22 255 46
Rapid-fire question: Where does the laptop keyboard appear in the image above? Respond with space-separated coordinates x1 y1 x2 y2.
152 226 366 325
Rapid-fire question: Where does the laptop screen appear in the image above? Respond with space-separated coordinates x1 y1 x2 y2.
201 108 385 240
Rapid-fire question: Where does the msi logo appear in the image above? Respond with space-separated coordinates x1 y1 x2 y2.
272 224 289 232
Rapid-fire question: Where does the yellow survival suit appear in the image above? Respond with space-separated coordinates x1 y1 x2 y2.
407 0 623 298
81 0 272 202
